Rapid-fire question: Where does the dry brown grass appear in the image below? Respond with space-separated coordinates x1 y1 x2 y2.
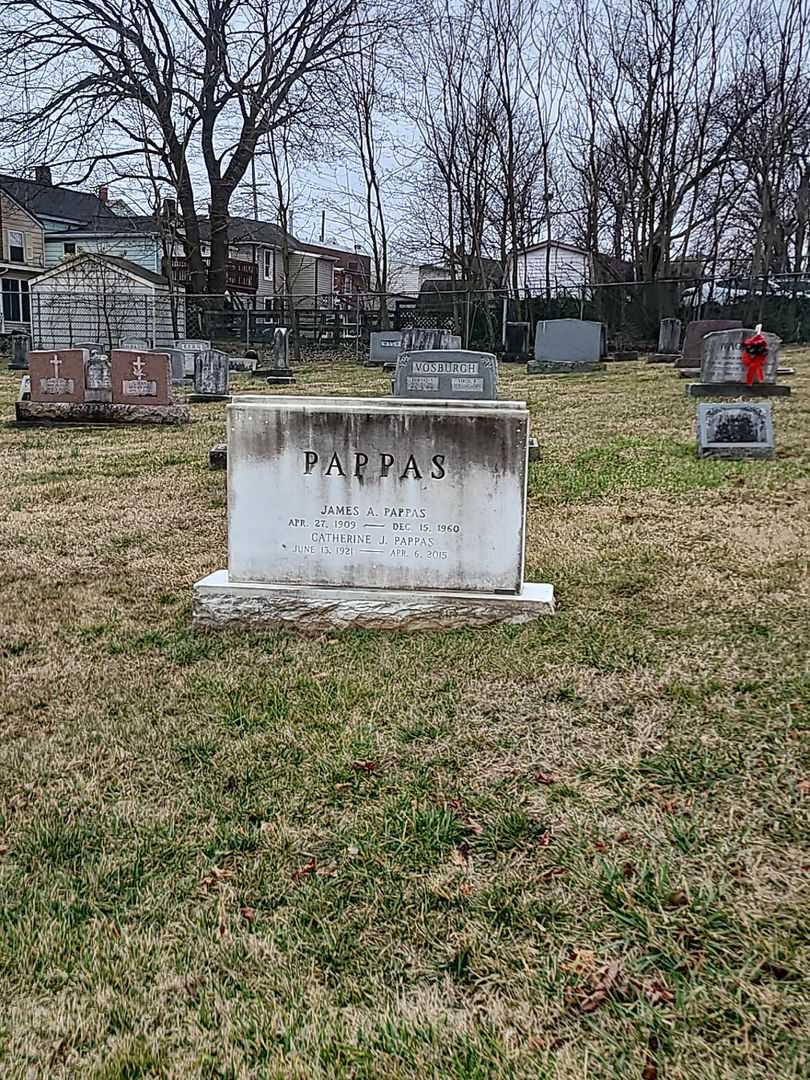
0 355 809 1078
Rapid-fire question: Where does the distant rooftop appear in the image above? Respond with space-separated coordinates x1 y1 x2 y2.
0 173 119 227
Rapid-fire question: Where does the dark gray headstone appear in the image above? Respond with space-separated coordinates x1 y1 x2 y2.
533 318 604 363
658 319 681 353
400 328 461 353
8 333 31 369
504 322 530 360
697 402 774 459
85 353 112 402
165 349 188 385
368 331 403 365
393 349 497 399
193 348 229 397
700 328 780 384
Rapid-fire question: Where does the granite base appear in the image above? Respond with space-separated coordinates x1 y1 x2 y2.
192 571 555 631
605 351 638 361
527 359 606 375
15 400 192 425
189 393 230 403
266 373 296 385
686 382 791 398
647 353 679 364
698 446 775 460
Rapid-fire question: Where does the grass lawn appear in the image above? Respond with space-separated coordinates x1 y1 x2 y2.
0 356 808 1079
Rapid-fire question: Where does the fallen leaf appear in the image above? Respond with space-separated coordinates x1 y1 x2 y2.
459 882 474 897
462 817 484 836
539 866 566 881
534 771 557 785
798 779 810 797
200 866 235 891
537 830 552 847
291 858 317 882
615 831 632 843
642 1063 658 1080
0 844 8 856
316 865 337 877
239 906 256 923
335 782 351 791
622 861 636 880
665 889 688 909
352 760 379 774
644 979 674 1006
579 959 623 1013
593 840 607 853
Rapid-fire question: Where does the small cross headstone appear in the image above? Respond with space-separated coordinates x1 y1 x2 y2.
697 403 774 459
193 348 230 398
393 349 498 400
266 327 295 385
28 349 88 403
110 350 171 405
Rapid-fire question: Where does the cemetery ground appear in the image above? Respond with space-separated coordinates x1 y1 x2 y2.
1 357 809 1080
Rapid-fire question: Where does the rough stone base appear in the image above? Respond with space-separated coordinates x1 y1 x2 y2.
687 382 791 398
209 443 227 470
605 351 639 361
647 353 680 364
189 393 230 403
698 446 774 460
527 359 606 375
362 360 385 368
15 400 192 425
192 571 555 631
265 373 296 385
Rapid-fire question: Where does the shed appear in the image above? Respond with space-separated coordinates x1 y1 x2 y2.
29 252 185 349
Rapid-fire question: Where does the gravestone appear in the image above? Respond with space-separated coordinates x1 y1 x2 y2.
266 327 295 385
173 339 212 377
687 328 790 397
28 349 88 403
528 318 606 374
192 348 230 400
192 394 554 630
697 403 774 460
503 322 531 362
75 342 105 356
85 352 112 403
164 349 188 385
676 319 742 371
367 331 403 367
111 350 171 405
383 329 462 372
228 355 257 372
658 318 681 353
9 333 32 370
393 350 497 400
120 338 151 350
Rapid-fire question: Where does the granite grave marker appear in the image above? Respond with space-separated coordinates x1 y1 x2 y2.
368 331 403 366
528 318 606 374
193 348 230 399
111 350 171 405
393 349 497 400
28 349 88 404
697 403 774 459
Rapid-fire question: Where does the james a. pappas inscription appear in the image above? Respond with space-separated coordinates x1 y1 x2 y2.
226 395 528 593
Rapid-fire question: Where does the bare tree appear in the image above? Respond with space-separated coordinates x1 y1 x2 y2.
0 0 375 293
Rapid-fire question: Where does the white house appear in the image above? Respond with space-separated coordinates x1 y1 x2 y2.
30 252 185 349
505 241 593 296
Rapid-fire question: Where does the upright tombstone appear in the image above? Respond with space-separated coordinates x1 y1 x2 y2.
28 349 88 403
110 349 171 405
120 338 151 351
528 318 606 374
503 322 531 362
367 331 403 367
383 328 462 372
8 333 32 370
688 328 789 398
85 352 112 403
192 348 230 401
165 349 188 385
75 342 105 356
393 350 497 400
697 403 774 460
192 394 554 630
676 319 742 372
173 339 212 378
266 327 295 385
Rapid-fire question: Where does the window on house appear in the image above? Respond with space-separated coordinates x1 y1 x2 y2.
64 242 76 255
2 279 31 322
8 230 25 262
264 249 273 280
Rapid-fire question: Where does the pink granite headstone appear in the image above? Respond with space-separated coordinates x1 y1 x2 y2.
110 350 171 405
28 349 88 403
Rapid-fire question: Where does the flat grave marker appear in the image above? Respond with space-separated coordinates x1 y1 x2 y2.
697 402 774 459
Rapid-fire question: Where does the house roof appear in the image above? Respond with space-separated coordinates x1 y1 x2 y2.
46 214 165 239
296 241 370 271
197 215 299 250
510 240 589 257
32 251 169 288
0 174 119 227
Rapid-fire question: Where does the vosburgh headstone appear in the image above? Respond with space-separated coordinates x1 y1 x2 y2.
393 349 497 400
